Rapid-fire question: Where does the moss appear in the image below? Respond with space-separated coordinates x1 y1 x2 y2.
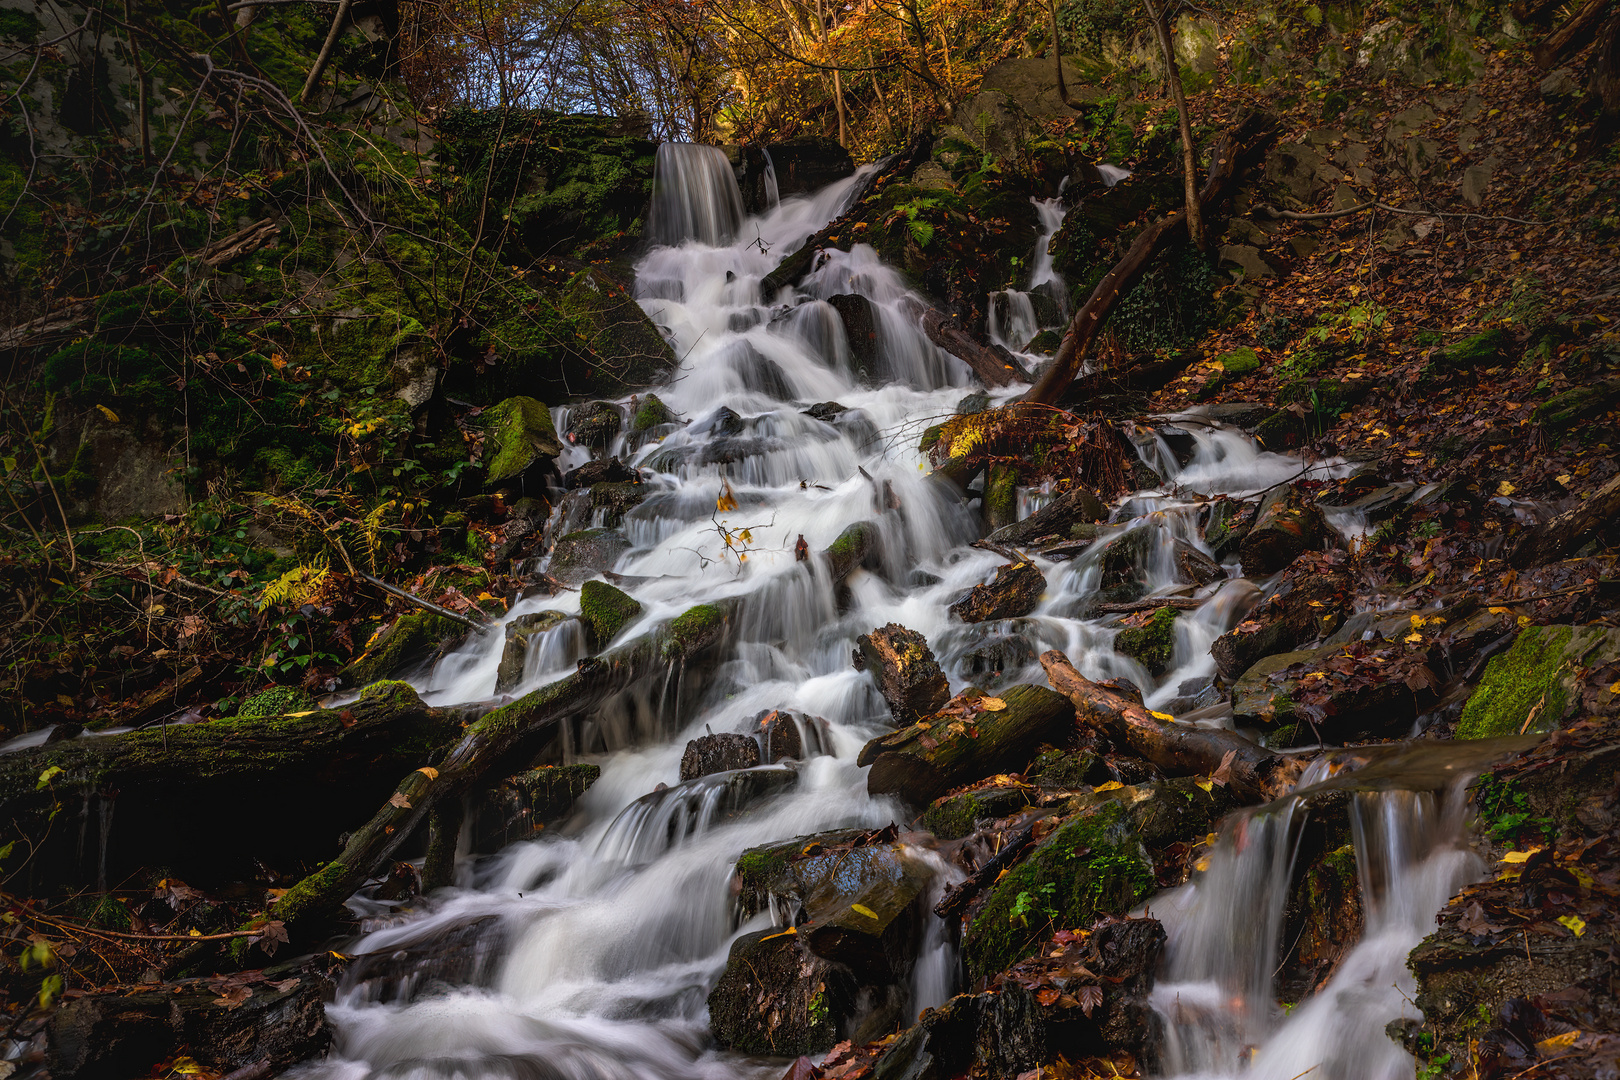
1533 377 1620 432
0 8 43 40
237 686 319 718
919 423 945 453
481 397 562 485
345 613 465 687
964 799 1154 979
1218 347 1261 377
632 393 672 431
1456 625 1574 739
1029 748 1102 789
511 763 601 823
578 580 642 648
1114 607 1178 676
1422 329 1506 382
920 785 1033 841
985 464 1019 530
664 603 728 660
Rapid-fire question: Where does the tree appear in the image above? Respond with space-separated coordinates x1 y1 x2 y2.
1142 0 1204 248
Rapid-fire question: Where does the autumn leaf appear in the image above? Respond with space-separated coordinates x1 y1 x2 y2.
978 696 1007 712
850 903 878 919
389 792 413 809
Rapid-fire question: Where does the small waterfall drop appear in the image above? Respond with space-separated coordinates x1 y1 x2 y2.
646 143 746 248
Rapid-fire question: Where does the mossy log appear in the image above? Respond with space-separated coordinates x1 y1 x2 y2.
1040 650 1301 799
1508 472 1620 570
1026 113 1277 405
986 485 1107 547
860 684 1075 806
0 681 461 887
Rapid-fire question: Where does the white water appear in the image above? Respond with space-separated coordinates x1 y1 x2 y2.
299 148 1448 1080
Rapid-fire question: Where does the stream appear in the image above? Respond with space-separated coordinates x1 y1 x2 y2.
294 146 1482 1080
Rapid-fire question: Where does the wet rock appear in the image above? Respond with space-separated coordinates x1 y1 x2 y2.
507 763 600 825
760 136 855 198
345 611 467 686
492 495 552 564
921 781 1034 840
1203 496 1251 560
563 456 636 490
680 732 761 781
754 708 831 763
548 527 631 585
1231 642 1425 745
802 849 932 983
1533 375 1620 433
987 486 1108 548
707 928 858 1055
1162 676 1221 715
853 623 951 725
1457 625 1620 740
804 401 848 423
733 827 888 918
1098 525 1155 599
588 480 645 527
950 560 1046 622
959 632 1039 689
1210 555 1352 679
696 404 746 437
956 392 992 415
566 400 623 450
1114 607 1179 677
48 961 333 1080
1419 328 1506 383
826 293 878 374
861 684 1075 805
1173 538 1226 586
495 610 573 693
629 392 672 432
577 579 641 648
1027 746 1106 792
481 396 562 490
1239 485 1327 576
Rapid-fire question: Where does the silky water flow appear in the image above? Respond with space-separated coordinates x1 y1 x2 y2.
297 146 1477 1080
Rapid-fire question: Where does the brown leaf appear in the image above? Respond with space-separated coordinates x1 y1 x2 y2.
212 985 252 1010
1075 984 1104 1017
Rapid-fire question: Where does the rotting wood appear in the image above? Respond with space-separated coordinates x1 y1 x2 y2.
1534 0 1613 67
360 572 492 635
934 817 1040 920
1040 649 1304 799
904 299 1030 388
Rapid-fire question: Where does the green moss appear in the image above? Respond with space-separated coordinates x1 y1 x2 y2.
1422 329 1506 382
632 393 672 431
985 464 1019 530
345 613 465 687
919 423 945 453
964 799 1153 979
1533 377 1620 432
1218 347 1261 377
0 8 43 40
920 785 1032 841
481 396 562 485
1114 606 1178 676
237 686 319 718
664 603 727 660
1456 625 1574 739
578 580 642 648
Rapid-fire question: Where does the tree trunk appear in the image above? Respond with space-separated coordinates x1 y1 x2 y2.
853 623 951 725
421 798 463 890
859 684 1076 805
1534 0 1612 67
1509 472 1620 569
1024 113 1275 406
1144 0 1204 249
906 300 1031 387
1040 650 1303 799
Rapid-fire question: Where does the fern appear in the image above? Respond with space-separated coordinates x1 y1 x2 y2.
259 560 330 612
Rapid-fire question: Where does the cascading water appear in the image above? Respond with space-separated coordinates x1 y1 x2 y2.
299 149 1459 1080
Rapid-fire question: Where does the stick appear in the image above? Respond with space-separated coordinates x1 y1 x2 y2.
934 817 1040 919
1095 597 1204 613
359 572 492 635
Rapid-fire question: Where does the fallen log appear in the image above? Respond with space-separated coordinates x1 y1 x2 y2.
1095 596 1203 613
359 571 492 635
985 485 1108 548
1040 650 1302 799
1054 348 1198 405
1534 0 1612 67
853 623 950 725
904 299 1030 388
1025 113 1277 406
859 684 1075 805
272 522 888 940
934 817 1039 920
0 682 461 888
1508 472 1620 569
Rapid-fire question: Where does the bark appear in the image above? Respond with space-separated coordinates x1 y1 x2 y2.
1509 472 1620 569
1534 0 1613 67
1143 0 1204 248
1054 348 1198 404
1238 485 1327 576
359 571 492 635
949 560 1046 622
853 623 951 724
421 797 462 891
1025 113 1276 406
1040 650 1302 799
934 817 1038 919
1096 596 1203 613
860 684 1076 805
1594 13 1620 116
299 0 354 104
906 300 1031 387
986 486 1108 547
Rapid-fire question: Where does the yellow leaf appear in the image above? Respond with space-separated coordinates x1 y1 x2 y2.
1571 867 1596 888
1608 682 1620 694
1195 778 1214 793
1556 474 1572 486
1093 781 1124 793
760 926 798 942
850 904 878 919
1150 710 1176 722
1537 1029 1582 1052
284 710 316 717
716 480 738 513
1490 607 1513 614
1518 615 1532 628
1497 480 1517 496
1557 914 1586 937
417 767 439 780
979 696 1007 711
95 404 120 422
171 1057 206 1075
1405 632 1424 644
1501 847 1541 863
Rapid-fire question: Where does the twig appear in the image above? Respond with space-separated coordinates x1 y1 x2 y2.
1484 581 1613 605
359 572 492 635
1095 597 1204 613
1252 201 1544 228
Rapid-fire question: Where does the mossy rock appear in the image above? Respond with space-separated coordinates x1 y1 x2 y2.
567 401 622 449
237 686 319 718
496 610 574 692
631 393 673 432
1218 347 1261 377
508 763 601 824
964 798 1154 980
1533 376 1620 433
1457 625 1620 739
920 784 1034 840
578 580 642 648
346 613 467 686
481 397 562 487
1028 747 1104 790
1114 606 1178 677
588 481 645 528
1023 329 1062 355
548 528 631 585
1421 328 1506 382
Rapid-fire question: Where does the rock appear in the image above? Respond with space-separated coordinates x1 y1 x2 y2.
563 456 637 490
1239 485 1327 576
952 89 1041 159
1211 555 1351 679
762 136 855 198
801 847 932 982
1266 141 1339 204
754 708 831 763
1532 376 1620 432
547 527 631 585
950 561 1046 622
977 56 1104 120
1114 606 1179 676
707 928 857 1056
921 781 1034 840
733 827 894 917
826 293 878 375
495 610 573 693
987 486 1108 547
346 612 467 686
629 393 673 432
959 632 1039 689
1539 67 1582 101
1231 643 1425 745
1460 163 1492 207
861 684 1075 805
853 623 951 725
804 401 848 423
1173 538 1226 585
48 961 332 1080
587 480 645 528
1457 625 1620 740
578 580 641 647
1420 328 1506 382
566 400 623 450
505 763 600 825
1219 243 1277 280
680 732 761 781
481 396 562 489
1098 525 1155 598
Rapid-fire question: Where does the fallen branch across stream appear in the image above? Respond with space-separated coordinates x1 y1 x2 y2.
359 571 492 635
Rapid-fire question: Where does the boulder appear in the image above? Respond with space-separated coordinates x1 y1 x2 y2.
587 481 645 528
563 456 637 489
952 90 1041 159
1456 625 1620 740
762 136 855 198
505 763 600 825
707 928 858 1056
566 400 622 450
754 708 830 763
547 527 631 585
1231 641 1427 745
950 560 1046 622
977 56 1105 120
920 781 1035 840
853 623 951 725
481 396 562 489
1210 554 1352 679
680 732 761 780
826 293 879 375
1173 538 1226 586
495 610 574 693
346 612 467 686
1114 606 1179 676
629 392 673 432
578 580 641 647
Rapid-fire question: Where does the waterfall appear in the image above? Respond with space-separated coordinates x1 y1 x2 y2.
645 143 746 248
761 147 780 209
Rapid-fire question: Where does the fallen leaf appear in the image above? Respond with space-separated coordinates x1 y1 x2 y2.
388 792 413 809
1537 1030 1582 1051
1093 781 1124 793
979 696 1007 712
850 904 879 919
417 767 439 780
1557 914 1586 937
1497 480 1516 496
212 985 252 1010
1501 848 1542 863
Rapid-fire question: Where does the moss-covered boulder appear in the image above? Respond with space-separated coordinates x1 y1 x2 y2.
587 481 645 528
345 613 467 687
1114 607 1178 676
578 580 642 648
548 528 631 586
920 782 1035 840
1420 328 1507 382
1457 625 1620 740
481 397 562 488
1533 376 1620 433
237 685 319 718
630 393 673 432
495 610 574 693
